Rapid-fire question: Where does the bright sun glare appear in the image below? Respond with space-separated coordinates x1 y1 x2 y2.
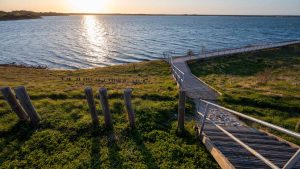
67 0 107 13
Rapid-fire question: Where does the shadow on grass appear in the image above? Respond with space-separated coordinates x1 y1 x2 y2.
106 128 124 169
126 128 160 169
176 128 195 145
0 121 34 140
90 126 102 169
0 121 34 159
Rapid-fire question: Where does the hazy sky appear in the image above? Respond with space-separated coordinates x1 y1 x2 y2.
1 0 300 15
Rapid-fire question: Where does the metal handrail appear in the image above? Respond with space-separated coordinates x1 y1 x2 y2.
164 54 185 87
197 108 280 169
197 99 300 169
162 40 300 61
199 99 300 139
197 40 300 59
162 40 300 169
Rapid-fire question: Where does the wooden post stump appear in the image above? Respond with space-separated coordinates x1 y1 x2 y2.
124 89 135 128
1 87 28 121
178 90 186 132
296 119 300 132
99 88 112 128
85 87 99 125
14 86 41 126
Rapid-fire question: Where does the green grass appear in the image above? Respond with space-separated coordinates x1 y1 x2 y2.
0 61 218 168
188 44 300 145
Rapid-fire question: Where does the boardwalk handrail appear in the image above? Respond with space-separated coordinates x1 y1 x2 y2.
198 40 300 58
199 99 300 139
163 52 185 87
197 108 280 169
197 99 300 169
168 40 300 60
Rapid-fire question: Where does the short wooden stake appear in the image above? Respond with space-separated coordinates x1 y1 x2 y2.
14 86 41 126
85 87 99 125
99 88 112 128
1 87 28 121
178 90 186 132
124 89 135 128
296 119 300 132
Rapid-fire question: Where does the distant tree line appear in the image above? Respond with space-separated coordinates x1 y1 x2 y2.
0 10 68 21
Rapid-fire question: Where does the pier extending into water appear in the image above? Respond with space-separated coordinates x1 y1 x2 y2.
166 40 300 169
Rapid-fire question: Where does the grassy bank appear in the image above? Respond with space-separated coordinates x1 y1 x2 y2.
188 44 300 144
0 61 218 168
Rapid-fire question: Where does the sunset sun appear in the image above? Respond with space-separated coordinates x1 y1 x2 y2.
67 0 108 13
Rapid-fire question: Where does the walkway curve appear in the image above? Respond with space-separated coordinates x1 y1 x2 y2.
169 40 300 169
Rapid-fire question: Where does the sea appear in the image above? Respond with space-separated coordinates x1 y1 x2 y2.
0 15 300 69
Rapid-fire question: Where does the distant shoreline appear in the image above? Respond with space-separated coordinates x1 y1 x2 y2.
1 10 300 20
0 11 68 21
51 13 300 17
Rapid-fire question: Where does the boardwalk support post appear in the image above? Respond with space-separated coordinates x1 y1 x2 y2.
295 120 300 132
99 88 112 128
199 103 209 138
178 90 186 132
14 86 41 126
283 149 300 169
124 89 135 128
85 87 99 125
1 87 28 121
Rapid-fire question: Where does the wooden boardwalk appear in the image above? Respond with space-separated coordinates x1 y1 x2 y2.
169 41 300 169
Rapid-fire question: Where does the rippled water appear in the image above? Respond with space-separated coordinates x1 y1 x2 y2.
0 15 300 69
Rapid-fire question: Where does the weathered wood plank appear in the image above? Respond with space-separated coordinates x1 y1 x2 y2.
124 89 135 128
14 86 41 126
84 87 99 125
1 87 28 121
99 88 112 128
178 90 186 132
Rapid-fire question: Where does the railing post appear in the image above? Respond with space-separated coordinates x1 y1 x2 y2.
99 88 112 128
283 149 300 169
124 89 135 128
84 87 99 125
296 119 300 132
1 87 28 121
199 103 209 137
178 90 186 132
14 86 41 126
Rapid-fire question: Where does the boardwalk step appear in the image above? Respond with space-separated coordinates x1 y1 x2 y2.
221 149 295 159
213 141 297 152
204 128 265 135
204 131 270 139
208 136 288 146
206 133 277 140
223 153 290 166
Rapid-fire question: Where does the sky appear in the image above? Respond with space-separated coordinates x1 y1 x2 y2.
0 0 300 15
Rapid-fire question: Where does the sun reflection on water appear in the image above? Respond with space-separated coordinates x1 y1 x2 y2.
82 15 108 64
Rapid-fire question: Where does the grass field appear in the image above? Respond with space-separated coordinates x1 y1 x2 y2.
0 61 218 168
188 44 300 145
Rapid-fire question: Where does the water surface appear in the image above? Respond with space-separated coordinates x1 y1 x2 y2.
0 15 300 69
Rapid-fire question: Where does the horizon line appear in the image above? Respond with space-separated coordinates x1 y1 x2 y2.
1 10 300 17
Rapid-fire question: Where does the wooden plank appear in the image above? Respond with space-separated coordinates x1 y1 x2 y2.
14 86 41 126
1 87 28 121
99 88 112 128
124 89 135 128
84 87 99 125
178 90 186 132
201 133 236 169
260 130 300 149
